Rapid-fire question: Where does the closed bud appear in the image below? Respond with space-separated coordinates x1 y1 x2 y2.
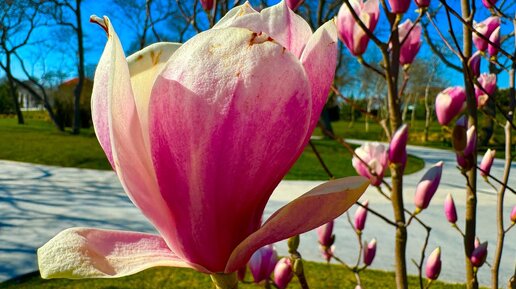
414 0 430 8
457 126 477 170
414 162 444 210
389 124 409 164
286 0 304 10
200 0 214 10
435 86 466 125
468 51 481 77
249 245 278 283
399 20 422 65
425 247 442 280
482 0 498 8
363 238 377 266
471 241 488 268
274 258 294 289
317 220 335 247
475 74 496 109
488 27 500 57
479 149 496 178
510 206 516 223
388 0 411 13
452 115 467 152
444 193 458 223
337 0 380 56
354 200 369 232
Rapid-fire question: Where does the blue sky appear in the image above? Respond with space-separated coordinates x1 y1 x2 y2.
5 0 515 90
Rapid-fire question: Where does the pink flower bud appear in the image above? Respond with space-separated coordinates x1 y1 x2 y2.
471 241 488 267
388 0 411 13
399 20 422 65
475 73 496 109
363 238 377 266
482 0 498 8
352 142 388 186
435 86 466 125
249 245 278 283
479 149 496 177
414 0 430 8
473 17 500 52
354 200 369 232
425 247 442 280
389 124 409 164
452 115 468 152
510 206 516 223
337 0 380 56
488 27 500 57
316 220 335 247
414 161 444 211
321 245 335 262
468 51 481 77
457 126 477 169
200 0 214 10
274 258 293 289
474 237 481 248
286 0 304 10
444 193 457 223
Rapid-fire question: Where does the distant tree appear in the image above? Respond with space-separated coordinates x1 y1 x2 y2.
0 1 61 128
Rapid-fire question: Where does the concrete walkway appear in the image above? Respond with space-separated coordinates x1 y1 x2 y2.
0 141 515 286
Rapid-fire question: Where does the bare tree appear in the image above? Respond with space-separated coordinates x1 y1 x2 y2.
0 1 61 129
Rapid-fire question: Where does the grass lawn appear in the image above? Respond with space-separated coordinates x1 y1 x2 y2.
1 261 479 289
0 114 425 180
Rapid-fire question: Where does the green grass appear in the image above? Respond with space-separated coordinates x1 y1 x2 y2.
1 261 479 289
0 114 425 179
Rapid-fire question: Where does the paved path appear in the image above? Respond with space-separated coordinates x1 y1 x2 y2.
1 141 515 286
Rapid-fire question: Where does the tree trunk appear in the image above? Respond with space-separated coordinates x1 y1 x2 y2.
72 0 84 135
5 56 24 125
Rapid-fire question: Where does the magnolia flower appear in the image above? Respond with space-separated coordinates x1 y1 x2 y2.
471 241 488 267
363 238 377 266
317 220 335 262
435 86 466 125
444 193 458 223
201 0 214 10
398 20 422 66
274 258 293 289
469 51 481 77
475 73 496 108
388 0 411 13
473 16 500 52
414 0 430 8
352 142 388 186
479 149 496 178
317 220 335 247
286 0 304 10
414 162 444 211
337 0 380 56
456 126 477 170
510 206 516 223
354 200 369 232
425 247 442 280
488 27 500 57
37 2 369 282
482 0 497 8
249 245 278 283
389 124 409 165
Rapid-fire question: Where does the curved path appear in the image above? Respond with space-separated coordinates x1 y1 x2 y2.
0 141 515 285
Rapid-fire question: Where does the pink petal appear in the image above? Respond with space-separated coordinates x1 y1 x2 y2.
149 27 312 272
91 17 176 246
38 228 198 279
213 2 259 29
300 19 338 135
214 1 313 58
127 42 181 152
225 176 369 272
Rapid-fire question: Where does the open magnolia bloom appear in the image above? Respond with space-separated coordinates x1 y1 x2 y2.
37 1 369 283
